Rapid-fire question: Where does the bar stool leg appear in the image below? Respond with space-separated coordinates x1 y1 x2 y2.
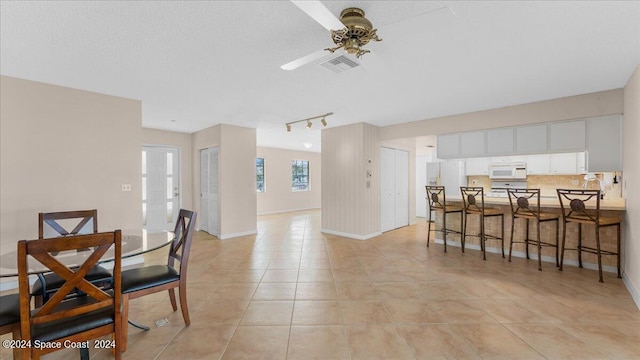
536 219 542 271
559 221 567 272
525 219 530 259
617 223 622 278
595 224 603 283
508 216 515 262
500 214 505 258
443 209 448 253
460 213 465 253
554 219 559 267
426 209 432 248
462 211 468 255
480 214 486 261
578 224 583 269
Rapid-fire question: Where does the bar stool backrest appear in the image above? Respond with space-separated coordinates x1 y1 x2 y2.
425 186 447 211
460 187 486 214
556 189 601 224
507 189 542 219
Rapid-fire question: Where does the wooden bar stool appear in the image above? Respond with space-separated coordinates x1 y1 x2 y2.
557 189 621 282
507 189 560 271
460 187 505 260
425 186 464 253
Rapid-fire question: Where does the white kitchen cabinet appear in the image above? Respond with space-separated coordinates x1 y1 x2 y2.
549 120 586 152
525 154 550 174
465 157 491 175
549 152 586 174
437 133 461 159
460 131 486 157
516 124 548 153
586 115 622 172
487 128 514 155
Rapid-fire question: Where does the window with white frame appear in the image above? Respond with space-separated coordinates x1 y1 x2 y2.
256 158 265 192
291 160 309 191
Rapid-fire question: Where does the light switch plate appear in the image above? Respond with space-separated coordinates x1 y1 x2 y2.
121 184 132 191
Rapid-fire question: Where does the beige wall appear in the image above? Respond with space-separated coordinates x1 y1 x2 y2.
380 89 624 139
0 76 142 255
623 64 640 305
219 125 257 237
192 124 257 239
142 128 193 212
321 123 380 239
256 147 321 215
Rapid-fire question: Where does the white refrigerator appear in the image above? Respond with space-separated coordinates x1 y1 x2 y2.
425 160 466 219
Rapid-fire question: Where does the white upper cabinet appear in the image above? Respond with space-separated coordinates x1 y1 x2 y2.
586 115 622 172
436 116 620 162
525 154 550 174
460 131 486 157
437 133 461 159
487 128 515 154
465 157 491 175
516 125 548 153
549 120 586 152
549 152 586 174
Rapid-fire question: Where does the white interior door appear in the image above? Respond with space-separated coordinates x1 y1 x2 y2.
381 147 410 232
142 146 180 231
380 147 395 232
200 147 220 236
394 149 409 228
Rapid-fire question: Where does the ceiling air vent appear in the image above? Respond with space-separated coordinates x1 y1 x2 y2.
319 55 360 73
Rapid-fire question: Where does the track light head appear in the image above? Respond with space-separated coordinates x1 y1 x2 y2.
307 121 312 129
321 118 327 126
286 124 292 132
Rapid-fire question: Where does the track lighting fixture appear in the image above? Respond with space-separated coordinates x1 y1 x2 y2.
285 112 333 132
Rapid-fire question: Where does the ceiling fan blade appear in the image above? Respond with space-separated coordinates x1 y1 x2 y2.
291 0 343 31
281 49 329 71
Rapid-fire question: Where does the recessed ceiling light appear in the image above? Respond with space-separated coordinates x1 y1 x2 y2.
425 145 435 148
171 120 177 123
304 143 313 149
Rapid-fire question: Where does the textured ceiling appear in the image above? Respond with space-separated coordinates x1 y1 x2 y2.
2 1 639 153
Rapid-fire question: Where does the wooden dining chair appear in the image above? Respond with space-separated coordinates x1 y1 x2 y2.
0 292 22 359
32 210 113 306
121 209 197 351
17 230 123 359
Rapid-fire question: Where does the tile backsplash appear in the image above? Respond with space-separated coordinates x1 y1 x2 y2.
467 172 623 198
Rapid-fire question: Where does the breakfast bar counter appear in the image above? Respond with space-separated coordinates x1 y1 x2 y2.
431 195 626 271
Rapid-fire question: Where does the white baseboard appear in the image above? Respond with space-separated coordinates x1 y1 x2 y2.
321 228 382 240
623 274 640 310
220 230 258 240
258 207 320 216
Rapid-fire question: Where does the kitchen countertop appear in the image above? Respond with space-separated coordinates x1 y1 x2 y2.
445 195 626 211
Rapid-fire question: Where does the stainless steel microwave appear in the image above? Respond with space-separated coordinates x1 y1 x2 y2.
488 162 527 180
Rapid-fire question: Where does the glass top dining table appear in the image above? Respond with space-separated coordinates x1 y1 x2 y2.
0 229 175 278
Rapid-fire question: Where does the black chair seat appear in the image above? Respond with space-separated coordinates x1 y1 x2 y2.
32 291 114 343
0 294 20 326
122 265 179 294
31 265 112 295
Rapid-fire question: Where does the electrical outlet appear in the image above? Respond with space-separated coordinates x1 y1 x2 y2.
571 180 579 186
121 184 132 192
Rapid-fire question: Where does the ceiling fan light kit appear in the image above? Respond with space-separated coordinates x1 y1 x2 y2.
285 112 333 132
325 8 382 59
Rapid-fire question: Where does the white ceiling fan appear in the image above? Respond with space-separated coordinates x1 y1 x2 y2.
281 0 453 71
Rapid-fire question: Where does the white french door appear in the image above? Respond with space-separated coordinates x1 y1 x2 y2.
142 146 180 231
200 147 220 237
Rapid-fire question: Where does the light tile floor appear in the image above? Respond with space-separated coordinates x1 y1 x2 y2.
2 209 639 359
